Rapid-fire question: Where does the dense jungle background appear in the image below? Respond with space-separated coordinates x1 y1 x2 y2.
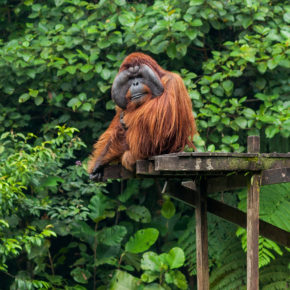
0 0 289 289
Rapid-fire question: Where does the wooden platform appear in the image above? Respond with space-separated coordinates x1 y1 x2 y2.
92 137 290 290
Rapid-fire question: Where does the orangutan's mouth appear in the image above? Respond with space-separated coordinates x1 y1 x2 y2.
131 93 145 100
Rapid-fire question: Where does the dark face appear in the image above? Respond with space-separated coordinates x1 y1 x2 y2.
111 64 164 109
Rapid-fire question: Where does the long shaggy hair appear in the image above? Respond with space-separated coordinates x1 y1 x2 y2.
87 52 197 173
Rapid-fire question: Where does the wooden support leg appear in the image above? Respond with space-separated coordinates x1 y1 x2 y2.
247 174 261 290
195 177 209 290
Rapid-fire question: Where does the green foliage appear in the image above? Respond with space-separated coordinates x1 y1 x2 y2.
237 183 290 267
0 0 289 288
260 251 290 290
125 228 159 254
210 238 247 289
210 239 290 289
111 247 187 290
179 193 238 275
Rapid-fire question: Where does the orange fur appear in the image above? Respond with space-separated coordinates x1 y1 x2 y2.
88 53 197 173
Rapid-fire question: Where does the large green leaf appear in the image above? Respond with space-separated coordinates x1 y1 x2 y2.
166 247 185 269
110 270 139 290
161 199 176 219
97 225 127 246
88 193 115 223
125 228 159 254
126 205 151 223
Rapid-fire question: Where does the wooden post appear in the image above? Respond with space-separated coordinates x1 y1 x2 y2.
247 136 261 290
247 135 260 153
195 177 209 290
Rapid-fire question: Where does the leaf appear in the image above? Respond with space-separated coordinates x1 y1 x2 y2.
192 19 202 26
67 97 81 109
141 252 161 271
141 271 159 283
161 199 175 219
235 117 247 129
118 180 139 203
100 68 111 80
88 193 114 223
283 12 290 23
115 0 126 6
19 93 30 103
189 90 200 100
54 0 64 6
143 284 165 290
71 267 91 284
125 228 159 254
166 247 185 269
222 135 238 144
98 225 127 246
222 80 234 93
81 103 92 111
118 13 135 27
110 270 139 290
65 66 77 74
41 176 64 187
167 43 176 59
265 125 279 138
174 21 187 32
243 108 256 119
165 270 188 289
186 29 197 40
80 64 93 73
34 96 43 106
126 205 151 223
191 0 204 5
29 89 39 97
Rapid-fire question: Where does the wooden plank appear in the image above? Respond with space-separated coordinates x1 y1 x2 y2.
166 182 290 247
154 155 290 172
102 164 134 180
247 136 260 153
195 177 209 290
155 152 290 158
247 174 261 290
204 167 290 192
262 167 290 185
206 175 249 193
154 155 263 171
136 159 158 175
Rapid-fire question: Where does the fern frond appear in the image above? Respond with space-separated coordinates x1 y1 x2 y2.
262 281 288 290
260 252 290 289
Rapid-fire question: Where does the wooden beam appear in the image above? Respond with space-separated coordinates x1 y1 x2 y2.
205 167 290 193
195 177 209 290
247 174 261 290
102 164 134 180
247 136 260 153
165 182 290 247
206 175 249 193
247 136 261 290
152 154 290 173
262 167 290 185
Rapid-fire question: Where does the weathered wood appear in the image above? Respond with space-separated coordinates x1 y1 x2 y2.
166 182 290 247
247 174 261 290
136 159 157 175
248 136 260 153
98 152 290 179
151 154 290 173
262 167 290 185
195 177 209 290
152 152 289 157
206 175 250 193
204 167 290 192
154 155 263 172
102 164 134 180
